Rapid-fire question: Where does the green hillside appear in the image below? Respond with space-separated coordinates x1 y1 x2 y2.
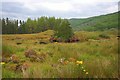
69 12 119 31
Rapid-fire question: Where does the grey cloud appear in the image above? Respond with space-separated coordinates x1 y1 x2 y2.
67 2 118 18
2 2 24 13
1 1 118 20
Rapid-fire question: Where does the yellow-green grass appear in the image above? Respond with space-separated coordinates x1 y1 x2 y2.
2 29 118 78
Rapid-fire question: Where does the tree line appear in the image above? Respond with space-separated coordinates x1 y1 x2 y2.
1 17 73 41
1 17 71 33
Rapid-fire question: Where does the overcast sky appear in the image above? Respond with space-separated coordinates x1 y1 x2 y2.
0 0 119 20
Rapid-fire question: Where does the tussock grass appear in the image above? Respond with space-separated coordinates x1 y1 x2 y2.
2 44 16 57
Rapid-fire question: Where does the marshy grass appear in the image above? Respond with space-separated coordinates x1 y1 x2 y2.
2 29 118 78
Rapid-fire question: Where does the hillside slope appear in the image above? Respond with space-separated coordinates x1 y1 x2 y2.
69 12 119 31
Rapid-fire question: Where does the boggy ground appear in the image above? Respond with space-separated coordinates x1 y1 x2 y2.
1 29 119 78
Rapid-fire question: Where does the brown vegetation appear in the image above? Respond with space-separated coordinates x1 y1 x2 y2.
49 36 79 43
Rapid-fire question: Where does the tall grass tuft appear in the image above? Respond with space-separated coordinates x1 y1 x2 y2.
2 44 16 57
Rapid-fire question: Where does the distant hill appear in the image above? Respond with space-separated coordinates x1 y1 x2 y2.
69 12 119 31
